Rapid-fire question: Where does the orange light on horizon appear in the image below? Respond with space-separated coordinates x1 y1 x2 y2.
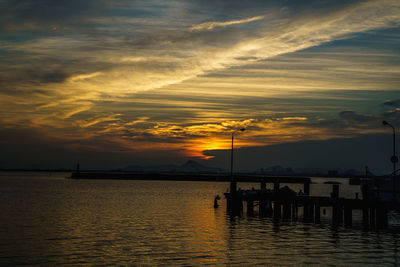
183 136 255 160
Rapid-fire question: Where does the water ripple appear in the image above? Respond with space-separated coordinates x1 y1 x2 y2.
0 173 399 265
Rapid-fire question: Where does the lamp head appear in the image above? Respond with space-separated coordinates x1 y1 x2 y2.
382 120 389 126
240 128 245 132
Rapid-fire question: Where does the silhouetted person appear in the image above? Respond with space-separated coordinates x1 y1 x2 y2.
214 195 221 208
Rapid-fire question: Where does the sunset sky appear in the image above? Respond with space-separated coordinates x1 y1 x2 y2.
1 0 399 172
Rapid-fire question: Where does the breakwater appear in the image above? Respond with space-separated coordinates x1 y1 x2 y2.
69 172 311 183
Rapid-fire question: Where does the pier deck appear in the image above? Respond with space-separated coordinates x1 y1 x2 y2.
225 179 398 229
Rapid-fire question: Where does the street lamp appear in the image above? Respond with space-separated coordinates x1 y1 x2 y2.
230 128 245 193
382 120 398 201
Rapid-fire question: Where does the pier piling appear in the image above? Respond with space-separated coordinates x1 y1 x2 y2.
223 176 392 229
282 202 291 220
292 202 298 221
344 204 352 227
369 206 376 228
304 182 310 195
247 200 254 216
315 204 321 223
309 203 315 222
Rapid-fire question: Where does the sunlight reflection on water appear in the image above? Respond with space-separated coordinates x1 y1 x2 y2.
0 172 399 265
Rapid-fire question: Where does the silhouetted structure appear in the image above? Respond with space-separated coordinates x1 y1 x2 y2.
225 178 393 229
214 195 221 208
230 128 245 193
382 120 398 201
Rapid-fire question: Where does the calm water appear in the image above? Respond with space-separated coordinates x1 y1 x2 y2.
1 172 400 266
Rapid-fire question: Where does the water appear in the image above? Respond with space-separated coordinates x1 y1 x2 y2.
1 172 400 266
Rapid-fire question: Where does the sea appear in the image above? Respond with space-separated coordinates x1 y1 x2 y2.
1 171 400 266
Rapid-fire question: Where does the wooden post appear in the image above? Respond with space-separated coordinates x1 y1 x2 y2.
292 201 297 221
227 193 242 216
378 206 388 229
362 185 370 228
283 202 291 220
266 200 273 217
362 205 369 228
315 204 321 223
230 181 237 193
369 206 376 228
274 181 280 195
344 205 352 227
332 204 342 226
273 180 281 219
261 180 266 191
227 194 232 213
247 200 254 216
309 203 314 222
303 202 310 222
332 184 339 199
332 185 340 226
304 182 310 195
376 205 383 229
274 201 281 219
259 199 266 217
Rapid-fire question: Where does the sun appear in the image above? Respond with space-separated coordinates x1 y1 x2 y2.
184 137 250 160
181 138 229 159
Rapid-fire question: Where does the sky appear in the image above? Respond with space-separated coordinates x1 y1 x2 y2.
0 0 399 173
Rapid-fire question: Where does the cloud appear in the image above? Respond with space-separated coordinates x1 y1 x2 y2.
382 108 400 122
79 114 121 128
381 99 400 108
62 105 93 119
2 0 400 99
191 15 265 31
0 127 190 169
68 72 103 82
0 0 400 167
339 111 377 123
204 134 393 174
0 0 138 32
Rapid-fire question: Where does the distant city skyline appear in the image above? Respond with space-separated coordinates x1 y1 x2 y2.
0 1 399 172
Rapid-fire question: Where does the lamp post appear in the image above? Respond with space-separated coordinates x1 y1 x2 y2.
230 128 245 193
382 120 398 202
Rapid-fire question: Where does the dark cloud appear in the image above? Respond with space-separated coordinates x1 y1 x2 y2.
0 68 72 93
187 0 361 20
0 0 94 31
379 99 400 126
0 0 144 32
382 109 400 122
234 56 259 61
204 134 393 174
25 69 69 83
381 99 400 108
0 0 364 35
339 110 377 123
0 127 188 169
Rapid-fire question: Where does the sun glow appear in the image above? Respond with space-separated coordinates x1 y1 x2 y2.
184 137 253 160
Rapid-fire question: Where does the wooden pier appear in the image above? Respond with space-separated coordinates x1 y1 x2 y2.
225 178 395 229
